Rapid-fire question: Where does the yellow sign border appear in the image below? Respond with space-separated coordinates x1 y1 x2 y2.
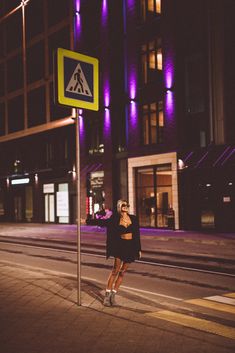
57 48 99 111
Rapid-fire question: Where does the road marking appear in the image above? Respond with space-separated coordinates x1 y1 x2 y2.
0 259 182 301
205 295 235 306
186 298 235 314
147 310 235 340
225 292 235 298
1 239 235 278
120 285 183 301
138 259 235 278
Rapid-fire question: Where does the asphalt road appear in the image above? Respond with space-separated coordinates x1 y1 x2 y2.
1 236 235 351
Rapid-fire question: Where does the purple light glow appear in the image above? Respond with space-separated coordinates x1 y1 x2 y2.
127 0 135 8
129 101 137 129
103 78 110 107
103 108 111 139
165 90 174 119
79 116 85 142
213 146 230 167
221 148 235 166
102 0 108 26
129 71 137 100
164 56 174 89
195 151 209 168
163 53 175 121
75 0 80 12
74 0 81 41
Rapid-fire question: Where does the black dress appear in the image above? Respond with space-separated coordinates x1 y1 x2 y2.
106 213 141 263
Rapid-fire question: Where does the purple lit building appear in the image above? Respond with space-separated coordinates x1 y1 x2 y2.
0 0 235 231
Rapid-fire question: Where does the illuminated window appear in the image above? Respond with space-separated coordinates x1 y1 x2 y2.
141 38 162 84
142 101 164 145
141 0 161 21
157 48 162 70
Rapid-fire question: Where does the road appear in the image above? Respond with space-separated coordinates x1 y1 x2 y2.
1 239 235 327
1 227 235 352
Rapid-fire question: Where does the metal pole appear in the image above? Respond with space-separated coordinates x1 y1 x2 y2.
75 110 81 306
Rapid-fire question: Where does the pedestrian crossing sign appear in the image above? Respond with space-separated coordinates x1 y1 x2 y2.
56 48 99 111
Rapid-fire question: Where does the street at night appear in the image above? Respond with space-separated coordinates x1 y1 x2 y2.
1 0 235 352
0 224 235 352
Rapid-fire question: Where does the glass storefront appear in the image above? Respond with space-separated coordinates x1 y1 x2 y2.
136 164 173 228
43 182 69 223
87 171 105 218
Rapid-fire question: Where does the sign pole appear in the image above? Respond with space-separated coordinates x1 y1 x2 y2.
75 109 81 306
55 48 99 307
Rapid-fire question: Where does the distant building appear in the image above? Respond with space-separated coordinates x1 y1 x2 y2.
0 0 235 231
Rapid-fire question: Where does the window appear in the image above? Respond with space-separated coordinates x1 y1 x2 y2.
143 101 164 145
47 0 70 27
185 54 205 114
27 41 45 83
141 38 162 84
8 95 24 133
48 27 70 74
0 63 4 96
0 103 5 136
26 0 44 40
49 82 70 121
46 141 54 166
141 0 161 22
27 87 46 127
87 117 104 155
0 24 4 59
7 54 23 92
3 0 20 14
5 11 22 53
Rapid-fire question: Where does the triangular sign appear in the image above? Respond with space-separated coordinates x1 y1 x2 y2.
66 63 92 97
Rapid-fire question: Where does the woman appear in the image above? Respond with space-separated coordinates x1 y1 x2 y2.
101 199 142 307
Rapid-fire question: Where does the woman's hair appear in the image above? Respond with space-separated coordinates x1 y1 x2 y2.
117 199 129 213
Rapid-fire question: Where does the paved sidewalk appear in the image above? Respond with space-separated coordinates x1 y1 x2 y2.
1 260 235 353
0 261 164 353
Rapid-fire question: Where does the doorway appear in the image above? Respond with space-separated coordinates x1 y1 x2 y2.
14 196 23 221
136 164 173 228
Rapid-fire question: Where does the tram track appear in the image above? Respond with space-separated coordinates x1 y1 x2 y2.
0 235 235 277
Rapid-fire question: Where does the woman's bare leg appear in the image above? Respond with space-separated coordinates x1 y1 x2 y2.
106 258 122 290
113 262 130 291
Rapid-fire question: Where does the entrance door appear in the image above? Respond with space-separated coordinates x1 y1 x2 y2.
44 194 55 222
136 168 155 227
14 196 23 221
156 167 172 227
136 164 173 228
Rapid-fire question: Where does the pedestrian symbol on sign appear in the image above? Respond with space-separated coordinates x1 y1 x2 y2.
66 63 92 97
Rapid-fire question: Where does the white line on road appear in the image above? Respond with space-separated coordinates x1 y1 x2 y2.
0 259 183 302
205 295 235 306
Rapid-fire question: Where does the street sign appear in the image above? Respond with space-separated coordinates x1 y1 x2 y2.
56 48 99 111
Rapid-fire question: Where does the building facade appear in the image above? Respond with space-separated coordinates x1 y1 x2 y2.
0 0 235 231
